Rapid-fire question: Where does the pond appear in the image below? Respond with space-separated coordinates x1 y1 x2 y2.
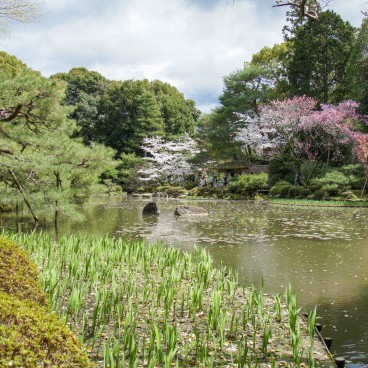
1 196 368 367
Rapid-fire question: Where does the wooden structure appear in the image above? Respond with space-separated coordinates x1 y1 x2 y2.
213 160 269 177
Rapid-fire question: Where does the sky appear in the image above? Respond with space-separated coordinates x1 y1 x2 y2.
1 0 366 113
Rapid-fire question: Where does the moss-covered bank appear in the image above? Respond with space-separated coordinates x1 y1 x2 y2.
0 237 93 368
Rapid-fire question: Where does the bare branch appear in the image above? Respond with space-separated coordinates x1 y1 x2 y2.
273 0 320 20
0 0 46 37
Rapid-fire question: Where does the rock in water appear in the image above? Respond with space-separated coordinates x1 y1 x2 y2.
142 202 160 216
174 205 208 216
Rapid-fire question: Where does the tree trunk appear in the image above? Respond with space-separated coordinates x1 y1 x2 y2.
361 174 368 197
305 159 321 186
9 169 39 224
54 171 62 233
323 30 329 103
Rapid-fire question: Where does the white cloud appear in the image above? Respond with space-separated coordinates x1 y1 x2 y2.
1 0 364 113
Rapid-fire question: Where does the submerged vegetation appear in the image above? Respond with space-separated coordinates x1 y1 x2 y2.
2 232 333 367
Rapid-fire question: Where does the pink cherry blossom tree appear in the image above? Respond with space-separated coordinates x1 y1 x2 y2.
237 96 317 153
237 97 365 185
353 132 368 194
299 101 359 166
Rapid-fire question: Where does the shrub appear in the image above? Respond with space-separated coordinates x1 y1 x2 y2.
310 170 355 197
341 191 358 200
207 187 225 198
268 174 282 188
0 237 47 306
0 293 94 368
338 164 365 189
228 173 268 197
165 186 188 197
299 188 312 198
155 185 187 197
0 237 93 368
187 186 227 198
312 188 327 200
288 186 304 198
187 187 201 196
269 180 293 198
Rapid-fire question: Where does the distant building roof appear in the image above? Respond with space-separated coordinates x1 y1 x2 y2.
213 160 268 170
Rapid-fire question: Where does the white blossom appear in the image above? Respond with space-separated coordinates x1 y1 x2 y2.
139 135 199 183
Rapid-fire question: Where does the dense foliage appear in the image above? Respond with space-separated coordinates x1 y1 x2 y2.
53 69 200 157
198 8 368 199
0 53 116 224
0 52 202 219
288 11 355 103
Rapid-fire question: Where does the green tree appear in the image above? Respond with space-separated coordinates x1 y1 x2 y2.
134 89 165 151
112 153 145 192
346 18 368 115
195 110 244 161
97 79 164 155
196 63 277 161
288 10 355 103
54 71 199 157
52 68 109 143
220 63 276 117
150 80 200 138
0 52 115 225
250 42 290 98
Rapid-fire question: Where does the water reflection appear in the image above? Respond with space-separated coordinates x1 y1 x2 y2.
1 196 367 366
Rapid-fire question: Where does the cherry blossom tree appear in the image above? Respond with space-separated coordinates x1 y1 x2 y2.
235 114 276 157
237 96 317 148
299 101 359 165
353 132 368 194
236 97 364 185
0 0 45 37
139 135 199 184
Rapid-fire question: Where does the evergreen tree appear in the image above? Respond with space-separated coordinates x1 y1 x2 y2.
52 68 109 143
346 18 368 115
150 80 200 138
288 10 355 103
195 62 278 161
134 90 165 152
0 52 115 225
53 70 200 157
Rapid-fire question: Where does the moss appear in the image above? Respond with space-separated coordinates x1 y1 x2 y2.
0 292 94 368
0 237 47 306
0 237 94 368
156 185 188 197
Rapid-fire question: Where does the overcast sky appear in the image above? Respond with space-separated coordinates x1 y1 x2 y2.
1 0 366 112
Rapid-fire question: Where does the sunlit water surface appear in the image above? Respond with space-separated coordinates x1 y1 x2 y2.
2 196 368 367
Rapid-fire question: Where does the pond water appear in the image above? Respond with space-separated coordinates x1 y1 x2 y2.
1 196 368 367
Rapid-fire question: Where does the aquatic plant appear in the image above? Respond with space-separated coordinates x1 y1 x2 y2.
1 231 332 367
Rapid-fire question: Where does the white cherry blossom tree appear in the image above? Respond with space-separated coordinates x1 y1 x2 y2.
139 135 199 184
